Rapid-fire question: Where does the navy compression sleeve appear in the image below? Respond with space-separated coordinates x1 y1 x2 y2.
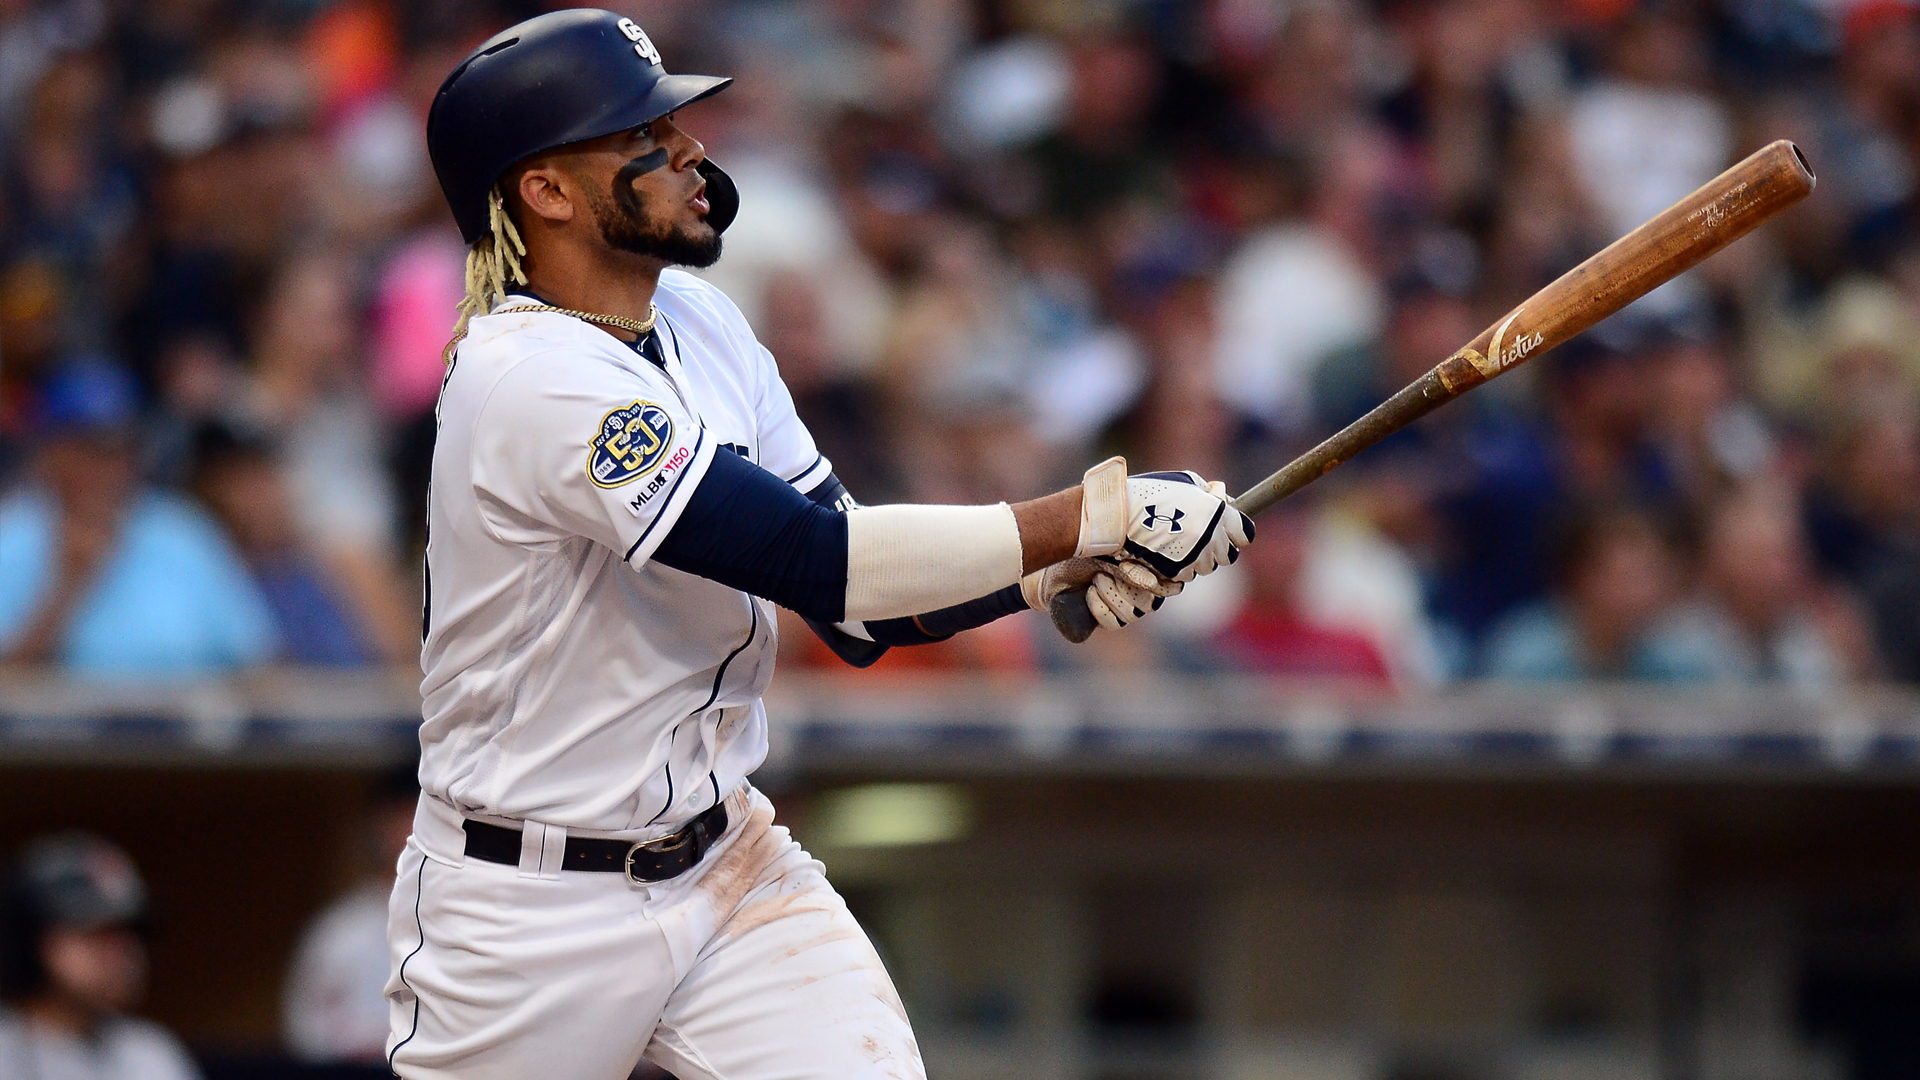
651 447 849 623
799 475 890 667
864 584 1030 645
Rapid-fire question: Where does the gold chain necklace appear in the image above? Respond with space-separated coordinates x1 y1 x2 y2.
498 302 658 337
443 302 659 364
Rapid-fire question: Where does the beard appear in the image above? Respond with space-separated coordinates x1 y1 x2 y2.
591 171 722 268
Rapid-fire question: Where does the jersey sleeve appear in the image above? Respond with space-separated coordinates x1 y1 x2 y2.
751 342 833 492
470 352 716 567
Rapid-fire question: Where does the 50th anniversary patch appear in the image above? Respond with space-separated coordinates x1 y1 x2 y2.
589 400 675 488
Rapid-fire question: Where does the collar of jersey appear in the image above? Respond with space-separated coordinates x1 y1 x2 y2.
497 288 558 311
496 291 669 370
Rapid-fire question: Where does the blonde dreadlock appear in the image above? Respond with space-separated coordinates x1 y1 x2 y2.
445 187 530 363
442 184 664 363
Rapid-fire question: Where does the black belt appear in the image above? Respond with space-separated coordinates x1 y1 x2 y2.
463 800 729 883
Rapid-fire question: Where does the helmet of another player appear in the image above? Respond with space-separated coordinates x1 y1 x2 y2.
0 833 151 1003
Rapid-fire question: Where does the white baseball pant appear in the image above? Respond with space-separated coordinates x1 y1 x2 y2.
384 785 925 1080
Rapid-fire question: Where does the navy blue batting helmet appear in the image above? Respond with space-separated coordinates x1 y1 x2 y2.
427 9 738 246
2 833 150 997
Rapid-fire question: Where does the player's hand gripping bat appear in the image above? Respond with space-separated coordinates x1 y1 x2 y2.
1053 139 1816 643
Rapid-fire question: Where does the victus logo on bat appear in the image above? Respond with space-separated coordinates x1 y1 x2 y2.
1472 309 1543 376
1496 328 1544 368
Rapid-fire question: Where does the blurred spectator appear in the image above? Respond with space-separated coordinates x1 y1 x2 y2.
239 250 394 558
236 249 417 663
282 763 416 1063
1805 402 1920 590
1426 335 1683 652
1543 334 1677 506
1125 274 1224 482
145 332 244 487
1011 222 1146 461
881 216 1053 502
1567 9 1729 320
1644 335 1776 501
1208 501 1392 683
1823 0 1920 265
0 0 106 152
1803 403 1920 679
7 51 139 355
1297 502 1444 687
1755 276 1920 424
0 832 200 1080
1569 10 1731 236
369 226 466 556
0 358 276 678
1212 153 1382 436
1029 33 1166 221
189 420 383 667
1478 111 1595 305
1641 484 1876 687
1379 0 1562 226
756 268 901 502
693 84 893 376
1482 504 1682 681
1312 280 1482 437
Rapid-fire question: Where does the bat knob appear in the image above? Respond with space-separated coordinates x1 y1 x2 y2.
1049 588 1100 644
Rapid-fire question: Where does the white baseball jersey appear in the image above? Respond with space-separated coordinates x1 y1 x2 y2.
419 270 832 836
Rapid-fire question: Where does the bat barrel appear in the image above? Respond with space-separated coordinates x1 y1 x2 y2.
1058 140 1813 644
1234 139 1813 516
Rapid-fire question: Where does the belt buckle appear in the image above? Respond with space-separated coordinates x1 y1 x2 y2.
624 827 695 883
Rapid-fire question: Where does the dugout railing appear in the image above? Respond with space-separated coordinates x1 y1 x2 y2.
4 667 1919 780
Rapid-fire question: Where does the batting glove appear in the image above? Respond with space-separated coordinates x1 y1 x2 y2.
1076 457 1255 583
1022 557 1183 634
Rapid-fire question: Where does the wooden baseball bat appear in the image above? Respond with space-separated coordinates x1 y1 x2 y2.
1053 138 1815 643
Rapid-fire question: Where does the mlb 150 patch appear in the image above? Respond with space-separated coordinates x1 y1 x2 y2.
589 400 675 488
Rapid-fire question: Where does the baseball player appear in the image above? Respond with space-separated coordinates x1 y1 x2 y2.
398 10 1254 1080
0 833 200 1080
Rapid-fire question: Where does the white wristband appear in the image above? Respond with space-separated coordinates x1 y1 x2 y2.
1076 456 1128 557
844 503 1024 622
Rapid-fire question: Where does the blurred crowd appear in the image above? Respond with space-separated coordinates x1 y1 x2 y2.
2 0 1920 689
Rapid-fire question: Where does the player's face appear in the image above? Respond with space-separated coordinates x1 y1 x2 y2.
580 117 721 268
39 926 147 1013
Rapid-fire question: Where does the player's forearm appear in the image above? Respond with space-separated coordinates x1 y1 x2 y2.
1009 488 1081 574
834 487 1082 645
802 480 1066 664
822 483 1096 650
839 483 1102 618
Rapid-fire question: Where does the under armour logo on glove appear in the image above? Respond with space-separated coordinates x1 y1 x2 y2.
1140 506 1184 531
1118 471 1255 582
